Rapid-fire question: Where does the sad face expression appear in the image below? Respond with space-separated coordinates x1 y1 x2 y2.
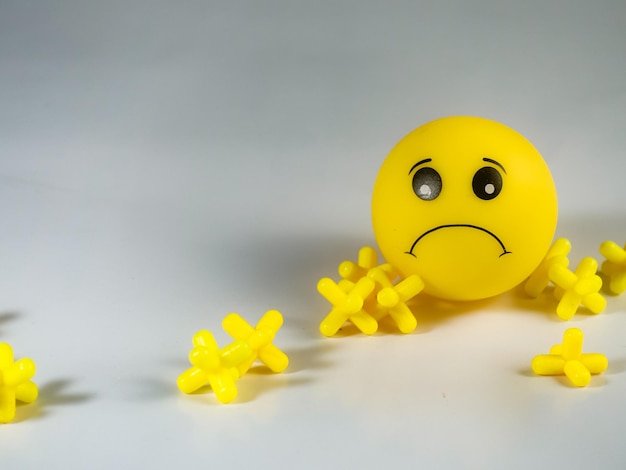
371 116 558 301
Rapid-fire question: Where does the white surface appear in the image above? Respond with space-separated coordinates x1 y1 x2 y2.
1 1 626 468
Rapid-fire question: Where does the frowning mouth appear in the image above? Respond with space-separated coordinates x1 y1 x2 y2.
405 224 511 258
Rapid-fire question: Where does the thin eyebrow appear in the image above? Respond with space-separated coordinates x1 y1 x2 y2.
408 158 432 175
483 157 507 174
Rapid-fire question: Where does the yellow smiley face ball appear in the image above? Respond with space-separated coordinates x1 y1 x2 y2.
371 116 558 301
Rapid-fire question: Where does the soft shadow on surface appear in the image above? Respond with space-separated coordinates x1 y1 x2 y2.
208 231 372 336
518 367 535 378
283 341 338 373
130 376 179 401
606 358 626 374
406 293 500 332
0 311 20 324
508 284 572 321
0 311 20 336
13 379 94 423
234 373 312 404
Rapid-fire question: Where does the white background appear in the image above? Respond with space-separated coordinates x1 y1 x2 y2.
1 1 625 468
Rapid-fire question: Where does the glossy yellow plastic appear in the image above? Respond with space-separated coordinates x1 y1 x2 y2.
0 343 38 424
524 238 571 298
372 116 558 301
549 257 606 320
222 310 289 375
318 276 377 336
338 245 380 282
319 246 425 335
599 240 626 295
531 328 608 387
368 267 423 333
177 330 251 404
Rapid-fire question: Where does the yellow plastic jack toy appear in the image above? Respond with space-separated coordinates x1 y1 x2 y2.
531 328 608 387
368 267 424 333
319 246 424 336
600 240 626 295
318 276 377 336
178 311 289 404
177 331 251 404
549 257 606 320
222 310 289 376
0 343 38 424
524 238 571 298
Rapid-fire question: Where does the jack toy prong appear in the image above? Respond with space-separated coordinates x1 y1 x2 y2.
599 240 626 295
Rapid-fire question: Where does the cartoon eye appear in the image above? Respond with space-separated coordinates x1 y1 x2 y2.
412 167 442 201
472 166 502 200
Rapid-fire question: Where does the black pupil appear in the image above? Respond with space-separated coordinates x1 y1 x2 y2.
472 167 502 200
412 167 442 201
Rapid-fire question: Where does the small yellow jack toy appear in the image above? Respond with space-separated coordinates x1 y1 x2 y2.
600 240 626 295
318 246 424 336
177 331 251 404
177 310 288 404
318 275 377 336
531 328 608 387
222 310 289 376
368 266 424 334
523 239 606 320
550 257 606 320
0 343 38 424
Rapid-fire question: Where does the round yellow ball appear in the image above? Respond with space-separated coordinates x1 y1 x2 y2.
371 116 558 301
